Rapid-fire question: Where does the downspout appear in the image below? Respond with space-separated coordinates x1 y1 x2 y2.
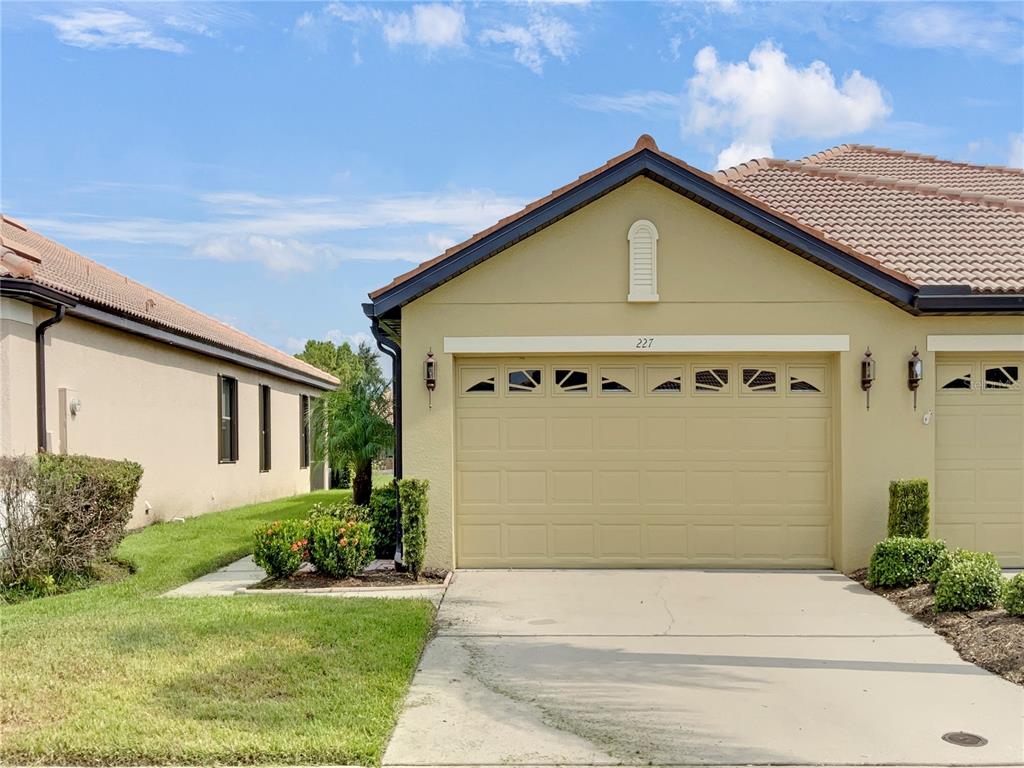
35 305 66 452
369 314 403 566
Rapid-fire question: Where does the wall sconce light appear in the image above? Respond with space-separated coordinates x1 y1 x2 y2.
69 398 82 417
908 346 923 410
423 349 437 409
860 348 875 410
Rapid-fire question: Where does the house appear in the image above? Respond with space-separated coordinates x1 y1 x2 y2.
364 135 1024 571
1 215 337 526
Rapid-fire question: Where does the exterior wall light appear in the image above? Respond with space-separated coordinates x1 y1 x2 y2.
860 348 875 410
908 346 923 410
424 350 437 409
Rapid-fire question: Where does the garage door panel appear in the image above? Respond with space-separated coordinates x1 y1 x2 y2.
935 355 1023 567
456 356 834 568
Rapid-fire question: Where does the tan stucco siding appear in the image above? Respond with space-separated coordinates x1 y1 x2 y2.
399 177 1024 571
1 299 38 456
3 308 327 526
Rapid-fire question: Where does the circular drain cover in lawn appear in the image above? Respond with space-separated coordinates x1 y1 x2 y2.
942 732 988 747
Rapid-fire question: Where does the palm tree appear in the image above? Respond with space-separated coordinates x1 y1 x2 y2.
310 371 394 506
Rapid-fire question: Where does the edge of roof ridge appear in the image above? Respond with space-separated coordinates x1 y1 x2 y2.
713 157 778 182
841 143 1024 176
797 144 854 166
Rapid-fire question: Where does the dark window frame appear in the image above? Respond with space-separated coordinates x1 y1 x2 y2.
218 375 239 464
300 394 311 469
259 384 272 472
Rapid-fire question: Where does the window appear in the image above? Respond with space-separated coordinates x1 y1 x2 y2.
647 366 683 394
300 395 311 469
627 219 659 302
218 375 238 463
461 367 497 394
938 364 974 391
742 367 777 394
984 365 1020 390
599 366 637 394
555 368 589 394
788 366 825 394
694 367 729 393
259 385 272 472
508 369 542 393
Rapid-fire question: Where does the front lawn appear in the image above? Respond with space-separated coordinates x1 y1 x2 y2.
0 490 435 765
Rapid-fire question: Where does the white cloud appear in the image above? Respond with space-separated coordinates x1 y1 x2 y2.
193 235 321 272
325 329 374 350
480 12 577 74
684 41 891 169
39 8 187 53
878 5 1023 62
382 4 466 51
1010 133 1024 169
568 90 680 116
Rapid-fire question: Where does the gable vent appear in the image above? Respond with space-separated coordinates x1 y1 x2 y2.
627 219 659 302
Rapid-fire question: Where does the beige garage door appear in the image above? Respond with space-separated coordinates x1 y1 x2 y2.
455 356 834 568
935 356 1023 567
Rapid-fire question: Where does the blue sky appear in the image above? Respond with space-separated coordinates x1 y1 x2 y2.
3 1 1022 364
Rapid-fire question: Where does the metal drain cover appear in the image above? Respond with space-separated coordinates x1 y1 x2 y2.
942 731 988 747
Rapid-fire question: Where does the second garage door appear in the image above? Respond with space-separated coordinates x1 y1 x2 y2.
455 355 834 568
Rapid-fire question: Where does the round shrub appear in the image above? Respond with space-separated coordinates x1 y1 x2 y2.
926 546 954 587
308 516 374 578
934 550 1002 612
253 519 308 578
1002 572 1024 617
867 537 947 588
307 500 365 522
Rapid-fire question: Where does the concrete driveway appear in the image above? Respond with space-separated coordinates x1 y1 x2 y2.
385 570 1024 767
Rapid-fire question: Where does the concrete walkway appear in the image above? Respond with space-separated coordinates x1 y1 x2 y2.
384 570 1024 767
163 555 266 596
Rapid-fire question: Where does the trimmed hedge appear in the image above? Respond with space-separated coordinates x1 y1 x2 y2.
887 479 930 538
398 479 429 579
1003 573 1024 617
308 516 374 578
934 550 1003 612
867 537 947 588
367 484 398 559
253 519 308 579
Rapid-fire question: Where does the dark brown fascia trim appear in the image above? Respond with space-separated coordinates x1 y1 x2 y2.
69 301 337 391
0 276 78 309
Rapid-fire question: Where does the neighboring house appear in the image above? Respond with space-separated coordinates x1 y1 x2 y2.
364 136 1024 571
0 215 337 526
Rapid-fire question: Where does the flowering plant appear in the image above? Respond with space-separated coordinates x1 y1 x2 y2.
308 516 374 578
253 519 308 578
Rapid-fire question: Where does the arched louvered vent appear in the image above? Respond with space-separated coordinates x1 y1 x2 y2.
627 219 659 302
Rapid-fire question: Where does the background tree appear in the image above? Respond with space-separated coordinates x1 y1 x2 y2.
295 339 362 387
309 371 393 506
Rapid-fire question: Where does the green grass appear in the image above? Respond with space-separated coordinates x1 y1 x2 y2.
0 490 435 765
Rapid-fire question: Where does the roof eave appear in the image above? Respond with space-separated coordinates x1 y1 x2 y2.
366 148 922 317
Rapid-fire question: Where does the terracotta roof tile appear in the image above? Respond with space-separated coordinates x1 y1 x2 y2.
1 216 337 386
370 137 1024 300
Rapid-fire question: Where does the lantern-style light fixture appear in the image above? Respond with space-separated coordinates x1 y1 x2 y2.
861 348 876 410
424 349 437 409
908 346 923 410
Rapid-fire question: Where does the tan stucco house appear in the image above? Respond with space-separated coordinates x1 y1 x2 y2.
364 136 1024 572
1 215 337 526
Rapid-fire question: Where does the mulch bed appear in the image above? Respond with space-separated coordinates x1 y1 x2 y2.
849 568 1023 686
254 568 448 590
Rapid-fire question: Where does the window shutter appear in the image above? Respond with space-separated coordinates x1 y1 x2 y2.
627 219 659 302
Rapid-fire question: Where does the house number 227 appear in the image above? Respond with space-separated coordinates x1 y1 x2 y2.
635 337 655 349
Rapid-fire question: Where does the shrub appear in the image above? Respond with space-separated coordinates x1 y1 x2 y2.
1003 573 1024 617
867 537 947 588
926 547 954 587
1 453 142 590
253 519 308 578
934 550 1003 612
308 515 374 578
887 479 930 538
307 500 364 522
398 478 429 579
367 484 398 559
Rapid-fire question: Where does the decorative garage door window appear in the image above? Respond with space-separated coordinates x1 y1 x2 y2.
788 365 825 394
938 364 974 391
599 366 637 394
984 365 1020 391
694 367 730 393
742 367 778 394
555 368 589 394
461 367 497 394
507 368 542 394
647 366 684 394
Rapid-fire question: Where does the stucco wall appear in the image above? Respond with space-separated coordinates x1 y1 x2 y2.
2 306 328 526
398 177 1024 571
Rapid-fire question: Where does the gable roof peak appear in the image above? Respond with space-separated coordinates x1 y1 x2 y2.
633 133 659 151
